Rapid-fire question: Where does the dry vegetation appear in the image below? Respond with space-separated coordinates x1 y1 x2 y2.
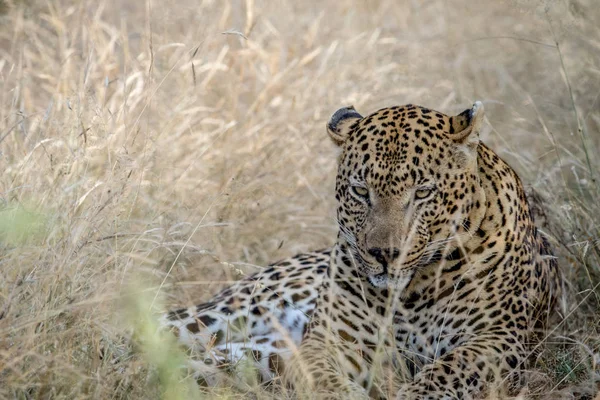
0 0 599 398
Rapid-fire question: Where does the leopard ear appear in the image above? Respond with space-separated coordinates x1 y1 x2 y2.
447 101 484 147
327 106 363 146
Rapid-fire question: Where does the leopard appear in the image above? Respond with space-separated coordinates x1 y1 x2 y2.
160 101 562 399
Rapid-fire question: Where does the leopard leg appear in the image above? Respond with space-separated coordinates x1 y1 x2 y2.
395 332 525 400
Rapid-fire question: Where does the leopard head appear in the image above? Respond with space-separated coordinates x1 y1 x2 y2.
327 102 487 288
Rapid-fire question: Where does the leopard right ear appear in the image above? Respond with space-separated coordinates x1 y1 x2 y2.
327 106 363 146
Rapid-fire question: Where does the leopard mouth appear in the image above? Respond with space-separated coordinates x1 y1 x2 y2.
363 252 421 290
354 251 387 277
363 254 417 289
344 244 418 287
368 269 415 291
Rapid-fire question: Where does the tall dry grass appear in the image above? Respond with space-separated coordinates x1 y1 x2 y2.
0 0 598 398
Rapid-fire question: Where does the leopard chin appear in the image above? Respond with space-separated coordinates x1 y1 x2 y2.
368 270 414 292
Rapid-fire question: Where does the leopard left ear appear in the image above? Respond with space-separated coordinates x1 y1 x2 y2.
327 106 363 146
448 101 484 147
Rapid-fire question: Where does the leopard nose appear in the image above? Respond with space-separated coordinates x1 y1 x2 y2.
367 247 400 266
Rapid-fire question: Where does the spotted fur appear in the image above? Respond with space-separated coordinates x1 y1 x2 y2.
161 102 562 399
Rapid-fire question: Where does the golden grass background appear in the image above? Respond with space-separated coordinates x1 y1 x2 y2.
0 0 598 398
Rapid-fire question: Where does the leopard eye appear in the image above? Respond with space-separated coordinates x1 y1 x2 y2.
414 188 433 200
351 185 369 200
